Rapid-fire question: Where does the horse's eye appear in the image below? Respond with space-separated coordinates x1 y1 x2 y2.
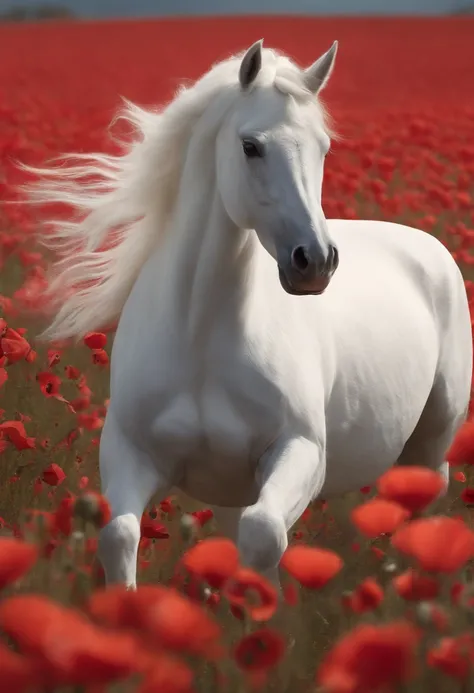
242 139 262 158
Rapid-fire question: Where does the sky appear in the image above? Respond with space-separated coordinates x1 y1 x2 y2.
1 0 465 18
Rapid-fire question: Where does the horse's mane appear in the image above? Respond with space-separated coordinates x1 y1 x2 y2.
21 47 332 343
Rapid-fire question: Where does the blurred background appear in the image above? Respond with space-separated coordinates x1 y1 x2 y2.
1 0 473 21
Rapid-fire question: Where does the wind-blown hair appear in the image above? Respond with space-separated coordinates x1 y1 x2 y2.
21 47 332 343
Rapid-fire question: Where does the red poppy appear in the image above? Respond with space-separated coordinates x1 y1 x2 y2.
191 508 214 527
181 537 239 589
134 587 223 658
77 412 104 430
391 516 474 573
64 364 81 380
90 584 223 659
281 544 343 589
140 514 169 540
0 420 35 451
0 538 38 590
222 567 278 622
87 584 130 629
392 568 439 601
351 498 410 538
92 348 109 366
0 595 140 686
42 463 66 486
233 628 286 672
74 491 111 528
317 621 421 692
36 371 63 398
461 487 474 504
376 466 446 512
446 419 474 466
47 349 61 367
137 652 194 693
84 332 107 349
454 471 467 482
53 493 75 536
0 641 37 693
1 329 31 364
343 577 384 614
427 635 474 681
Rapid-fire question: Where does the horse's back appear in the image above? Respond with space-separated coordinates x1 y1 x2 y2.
325 219 469 344
318 219 472 494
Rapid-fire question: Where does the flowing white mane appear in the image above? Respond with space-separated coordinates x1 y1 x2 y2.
23 47 331 343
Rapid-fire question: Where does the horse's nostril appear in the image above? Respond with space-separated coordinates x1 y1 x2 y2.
331 245 339 270
291 245 310 273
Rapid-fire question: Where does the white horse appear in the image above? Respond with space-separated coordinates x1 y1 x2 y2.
28 40 472 588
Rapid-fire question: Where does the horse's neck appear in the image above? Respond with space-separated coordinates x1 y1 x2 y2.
166 174 257 349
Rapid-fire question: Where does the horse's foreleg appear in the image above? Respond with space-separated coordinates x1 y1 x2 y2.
237 435 326 584
97 415 171 589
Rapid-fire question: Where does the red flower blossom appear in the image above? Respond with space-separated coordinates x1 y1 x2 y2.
0 641 37 693
0 595 140 686
42 463 66 486
461 487 474 504
343 577 384 614
74 491 111 528
0 538 38 589
233 628 286 672
351 498 410 538
376 466 446 512
181 537 239 589
1 328 31 364
88 584 222 659
36 371 62 398
428 635 474 681
392 568 439 601
0 420 35 451
191 508 214 527
140 514 169 540
92 348 109 366
84 332 107 349
137 652 194 693
281 544 343 589
446 419 474 466
47 349 61 367
317 621 421 692
53 493 75 536
223 567 278 622
64 364 81 380
392 516 474 573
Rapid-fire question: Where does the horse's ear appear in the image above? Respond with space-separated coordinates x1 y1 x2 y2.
303 41 338 95
239 39 264 89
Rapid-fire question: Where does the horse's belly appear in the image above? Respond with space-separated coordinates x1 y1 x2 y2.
322 379 434 497
178 451 260 507
322 441 406 498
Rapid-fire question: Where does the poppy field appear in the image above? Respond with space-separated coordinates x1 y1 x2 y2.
2 14 474 693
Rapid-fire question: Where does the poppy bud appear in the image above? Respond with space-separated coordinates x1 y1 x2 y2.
73 492 111 529
180 514 198 543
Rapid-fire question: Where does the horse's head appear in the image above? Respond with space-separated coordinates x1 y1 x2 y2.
216 40 339 296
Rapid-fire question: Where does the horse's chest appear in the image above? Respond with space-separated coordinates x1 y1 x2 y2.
150 362 282 464
148 372 281 505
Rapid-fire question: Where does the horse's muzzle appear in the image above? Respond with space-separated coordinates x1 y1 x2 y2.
278 267 332 295
278 242 338 295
